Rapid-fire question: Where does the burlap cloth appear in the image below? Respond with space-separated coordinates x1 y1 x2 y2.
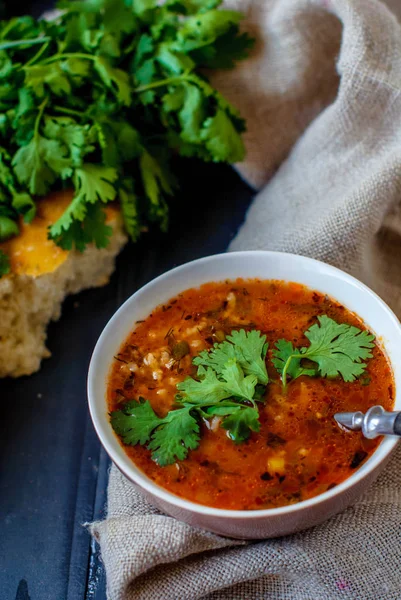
89 0 401 598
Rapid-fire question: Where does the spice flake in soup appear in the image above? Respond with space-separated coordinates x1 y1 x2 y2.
109 279 394 510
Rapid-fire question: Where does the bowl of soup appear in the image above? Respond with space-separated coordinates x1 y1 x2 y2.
88 251 401 539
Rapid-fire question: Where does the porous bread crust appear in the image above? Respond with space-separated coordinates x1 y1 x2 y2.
0 221 127 378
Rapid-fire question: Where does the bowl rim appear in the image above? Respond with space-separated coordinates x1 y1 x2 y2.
87 250 401 519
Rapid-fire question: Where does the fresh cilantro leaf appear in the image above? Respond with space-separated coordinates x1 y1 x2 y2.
44 116 95 167
0 248 10 275
50 203 112 252
94 120 120 167
49 164 117 246
272 339 317 382
94 56 131 106
58 0 105 12
139 150 172 228
0 215 18 241
13 133 71 195
177 364 232 404
12 192 36 222
81 203 112 249
175 9 242 53
103 0 138 35
273 315 375 389
132 0 157 17
49 219 87 252
220 358 257 402
302 315 375 381
110 398 162 445
61 57 92 81
0 0 251 275
156 43 194 75
222 406 260 443
190 27 254 69
25 63 72 98
172 82 204 144
227 329 269 385
111 399 200 466
111 121 141 162
193 341 235 374
204 403 243 417
120 178 140 241
166 0 222 16
201 108 245 162
194 329 268 385
148 407 200 465
133 33 154 68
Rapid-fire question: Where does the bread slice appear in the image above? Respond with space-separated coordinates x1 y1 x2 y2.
0 190 127 378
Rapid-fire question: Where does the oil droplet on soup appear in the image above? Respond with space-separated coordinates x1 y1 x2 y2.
108 279 394 510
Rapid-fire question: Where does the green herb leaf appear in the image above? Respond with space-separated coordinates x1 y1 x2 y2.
302 316 375 380
25 63 72 98
94 56 132 106
222 406 260 443
148 407 200 465
110 398 162 445
49 164 117 249
194 328 268 384
13 134 71 195
175 9 242 53
0 0 251 274
111 399 200 466
200 108 245 163
273 316 375 389
226 329 269 384
177 364 233 404
119 178 140 241
0 214 18 241
220 358 257 402
272 339 317 382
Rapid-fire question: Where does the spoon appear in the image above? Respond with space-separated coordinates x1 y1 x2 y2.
334 405 401 439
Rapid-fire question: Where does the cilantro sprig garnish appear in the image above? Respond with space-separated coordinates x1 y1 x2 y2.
193 329 269 385
111 318 376 465
0 0 253 271
111 329 268 465
272 315 375 390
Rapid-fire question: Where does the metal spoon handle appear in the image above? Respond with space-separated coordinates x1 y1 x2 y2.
394 413 401 436
335 406 401 439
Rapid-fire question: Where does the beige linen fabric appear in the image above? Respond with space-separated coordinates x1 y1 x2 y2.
90 0 401 598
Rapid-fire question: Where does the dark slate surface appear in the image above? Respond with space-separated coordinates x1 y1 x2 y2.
0 159 253 600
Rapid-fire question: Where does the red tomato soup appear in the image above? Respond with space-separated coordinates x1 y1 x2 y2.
108 279 394 510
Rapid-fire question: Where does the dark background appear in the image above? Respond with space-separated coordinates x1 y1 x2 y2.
0 22 253 591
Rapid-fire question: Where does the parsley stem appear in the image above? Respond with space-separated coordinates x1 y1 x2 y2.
134 72 190 93
0 37 51 51
24 41 51 68
0 21 16 40
34 98 49 138
281 354 300 392
39 52 97 65
53 105 85 118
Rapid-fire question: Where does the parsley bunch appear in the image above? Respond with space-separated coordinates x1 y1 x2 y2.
0 0 253 275
111 329 268 465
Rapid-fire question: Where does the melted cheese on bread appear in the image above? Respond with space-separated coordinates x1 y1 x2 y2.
0 189 121 276
0 190 127 378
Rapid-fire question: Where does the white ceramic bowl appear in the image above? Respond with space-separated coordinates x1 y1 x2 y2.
88 251 401 539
